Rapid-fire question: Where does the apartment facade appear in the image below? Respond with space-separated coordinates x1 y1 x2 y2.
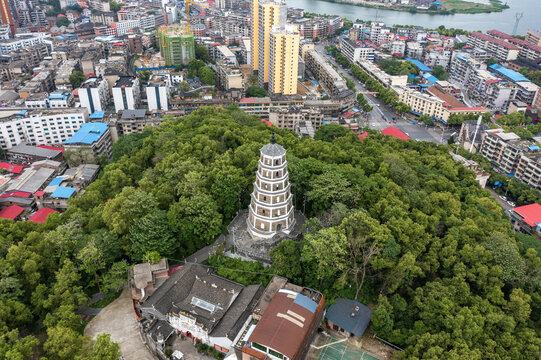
146 77 169 111
467 32 519 61
480 129 527 175
341 37 374 63
78 77 110 114
256 0 287 87
268 25 299 96
0 108 89 149
112 76 141 113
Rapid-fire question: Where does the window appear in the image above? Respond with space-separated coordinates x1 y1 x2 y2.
252 343 267 353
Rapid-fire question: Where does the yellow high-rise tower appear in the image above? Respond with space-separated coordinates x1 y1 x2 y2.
269 25 300 96
250 0 260 73
253 0 287 86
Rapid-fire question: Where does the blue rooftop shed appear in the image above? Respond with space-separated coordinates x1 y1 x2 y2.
325 298 373 338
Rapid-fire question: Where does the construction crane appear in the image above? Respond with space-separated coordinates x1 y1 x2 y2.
182 0 210 32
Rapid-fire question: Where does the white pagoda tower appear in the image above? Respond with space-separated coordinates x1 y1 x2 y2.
247 132 295 239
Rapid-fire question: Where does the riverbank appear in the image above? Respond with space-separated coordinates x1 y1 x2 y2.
316 0 508 15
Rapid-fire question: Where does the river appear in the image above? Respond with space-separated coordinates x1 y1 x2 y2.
286 0 540 34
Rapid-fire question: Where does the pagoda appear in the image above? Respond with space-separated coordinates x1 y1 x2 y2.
247 132 295 239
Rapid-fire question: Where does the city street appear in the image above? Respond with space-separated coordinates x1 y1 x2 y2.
314 43 453 144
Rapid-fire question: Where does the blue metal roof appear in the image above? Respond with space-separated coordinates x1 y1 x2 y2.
423 73 439 84
405 58 432 72
89 111 105 119
455 54 468 62
489 64 530 82
326 298 373 337
49 92 69 100
64 122 108 145
293 294 318 313
529 144 540 151
51 186 76 199
48 177 63 186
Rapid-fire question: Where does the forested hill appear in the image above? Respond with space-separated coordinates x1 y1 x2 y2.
1 106 540 359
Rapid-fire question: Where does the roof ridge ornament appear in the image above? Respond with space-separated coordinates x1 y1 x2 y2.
271 130 276 144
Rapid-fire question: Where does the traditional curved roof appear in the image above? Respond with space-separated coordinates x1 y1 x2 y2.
260 143 286 157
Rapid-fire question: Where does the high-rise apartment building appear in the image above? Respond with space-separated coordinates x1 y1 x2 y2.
250 0 260 73
158 25 195 66
255 0 287 86
0 0 16 35
268 25 299 96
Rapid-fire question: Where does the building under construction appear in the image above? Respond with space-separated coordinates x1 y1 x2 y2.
157 25 195 66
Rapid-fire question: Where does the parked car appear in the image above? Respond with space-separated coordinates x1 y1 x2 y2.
507 201 515 207
499 195 506 201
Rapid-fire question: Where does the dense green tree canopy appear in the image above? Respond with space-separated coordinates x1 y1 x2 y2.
0 106 540 359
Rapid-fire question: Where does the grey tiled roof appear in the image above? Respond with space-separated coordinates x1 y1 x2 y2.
141 264 255 334
260 143 286 156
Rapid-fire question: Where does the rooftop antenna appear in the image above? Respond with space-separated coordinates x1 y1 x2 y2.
271 130 276 144
512 12 523 35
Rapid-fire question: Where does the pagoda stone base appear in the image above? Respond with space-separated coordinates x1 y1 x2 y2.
225 210 305 263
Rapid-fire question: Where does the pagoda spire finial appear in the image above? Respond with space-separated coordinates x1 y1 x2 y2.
271 130 276 144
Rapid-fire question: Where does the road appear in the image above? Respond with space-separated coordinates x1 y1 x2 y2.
313 43 454 144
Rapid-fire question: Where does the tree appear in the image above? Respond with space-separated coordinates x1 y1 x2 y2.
77 240 106 293
167 193 223 254
88 334 122 360
137 70 151 84
340 210 391 299
247 75 259 87
314 124 353 142
179 81 190 92
432 65 448 80
487 57 498 66
246 86 267 98
302 227 347 287
43 326 85 360
69 71 86 89
0 330 38 359
195 43 211 63
199 66 216 85
270 240 304 284
109 0 123 12
129 210 177 261
143 251 162 264
100 261 129 293
56 16 70 27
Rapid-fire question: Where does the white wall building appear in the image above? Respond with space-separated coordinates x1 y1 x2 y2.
78 77 110 114
0 108 89 150
112 76 140 112
146 77 169 111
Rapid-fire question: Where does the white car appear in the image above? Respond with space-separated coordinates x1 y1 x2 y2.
499 195 506 201
371 123 376 127
507 201 515 207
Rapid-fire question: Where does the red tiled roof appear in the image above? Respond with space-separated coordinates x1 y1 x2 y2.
34 191 45 197
0 162 23 174
260 119 272 127
28 207 57 223
513 203 541 227
37 145 65 153
358 132 368 140
487 29 513 40
344 110 355 118
0 191 31 199
382 126 410 140
0 205 24 220
449 107 486 111
470 32 520 51
239 97 255 103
